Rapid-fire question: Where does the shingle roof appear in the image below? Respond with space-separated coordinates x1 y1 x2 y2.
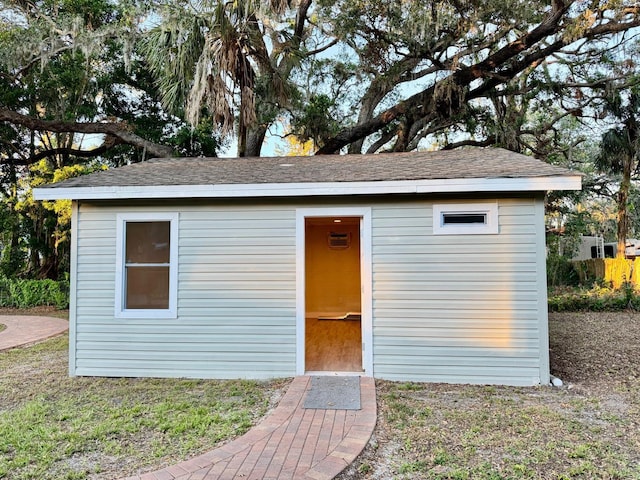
41 148 575 189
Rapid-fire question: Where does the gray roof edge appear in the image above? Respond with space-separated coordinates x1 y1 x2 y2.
34 148 582 192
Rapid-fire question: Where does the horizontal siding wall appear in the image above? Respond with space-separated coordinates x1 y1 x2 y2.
74 203 297 379
73 195 546 385
371 198 545 386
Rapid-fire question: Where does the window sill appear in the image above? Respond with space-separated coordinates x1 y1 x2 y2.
115 309 177 319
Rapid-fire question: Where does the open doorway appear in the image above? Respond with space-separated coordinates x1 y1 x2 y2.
304 216 363 372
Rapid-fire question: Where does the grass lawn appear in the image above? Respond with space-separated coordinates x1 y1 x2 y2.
337 311 640 479
0 312 288 480
2 309 640 479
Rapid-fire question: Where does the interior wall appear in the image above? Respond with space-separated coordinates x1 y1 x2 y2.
305 220 361 316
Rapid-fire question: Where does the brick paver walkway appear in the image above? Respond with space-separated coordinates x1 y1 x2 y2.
0 315 68 351
123 376 376 480
0 315 375 479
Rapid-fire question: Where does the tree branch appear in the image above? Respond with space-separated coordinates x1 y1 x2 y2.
317 3 640 155
294 0 312 41
442 138 494 150
305 38 340 57
316 4 570 154
18 135 122 165
0 108 175 158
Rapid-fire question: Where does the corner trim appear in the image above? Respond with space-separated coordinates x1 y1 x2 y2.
68 201 79 376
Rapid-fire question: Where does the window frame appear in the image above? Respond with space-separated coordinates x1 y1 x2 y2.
433 202 498 235
115 212 179 318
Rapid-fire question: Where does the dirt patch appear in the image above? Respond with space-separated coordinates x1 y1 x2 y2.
549 311 640 388
338 311 640 479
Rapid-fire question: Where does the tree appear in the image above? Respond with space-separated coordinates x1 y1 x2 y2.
0 0 223 278
595 86 640 258
142 0 333 157
312 0 640 154
3 1 640 159
0 0 221 166
0 0 176 160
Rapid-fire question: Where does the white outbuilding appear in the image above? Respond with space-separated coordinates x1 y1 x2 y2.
34 148 581 386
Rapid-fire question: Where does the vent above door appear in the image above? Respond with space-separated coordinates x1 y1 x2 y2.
328 232 351 249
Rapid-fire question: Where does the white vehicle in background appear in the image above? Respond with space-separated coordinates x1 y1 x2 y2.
572 235 640 260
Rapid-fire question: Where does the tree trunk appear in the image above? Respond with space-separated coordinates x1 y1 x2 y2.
238 118 247 157
348 80 392 154
245 125 267 157
616 153 632 259
1 162 23 276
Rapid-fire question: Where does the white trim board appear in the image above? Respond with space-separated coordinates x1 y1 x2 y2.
114 212 179 319
535 197 551 385
34 176 582 201
68 201 79 376
433 202 499 235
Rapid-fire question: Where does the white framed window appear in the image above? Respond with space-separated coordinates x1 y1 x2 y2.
115 213 178 318
433 202 498 235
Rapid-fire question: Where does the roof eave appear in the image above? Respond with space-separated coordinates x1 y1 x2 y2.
33 176 582 201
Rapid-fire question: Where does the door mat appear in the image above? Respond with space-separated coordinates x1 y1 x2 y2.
303 376 361 410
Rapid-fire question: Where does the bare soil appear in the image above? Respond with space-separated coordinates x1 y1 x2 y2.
338 311 640 479
549 311 640 388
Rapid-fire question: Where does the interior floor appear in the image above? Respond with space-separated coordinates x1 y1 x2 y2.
305 317 363 372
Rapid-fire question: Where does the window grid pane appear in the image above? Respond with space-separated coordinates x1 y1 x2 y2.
126 266 170 309
442 213 487 225
126 222 170 263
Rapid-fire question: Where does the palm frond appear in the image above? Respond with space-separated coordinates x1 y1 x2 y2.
141 10 207 115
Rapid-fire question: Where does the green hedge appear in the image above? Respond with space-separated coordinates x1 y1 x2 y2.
548 283 640 312
0 277 69 309
3 275 639 313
